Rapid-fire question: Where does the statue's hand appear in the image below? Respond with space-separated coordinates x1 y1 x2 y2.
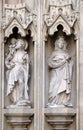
10 62 15 68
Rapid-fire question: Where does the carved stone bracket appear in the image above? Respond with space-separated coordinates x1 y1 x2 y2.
45 108 76 130
4 108 34 130
44 0 79 36
3 3 37 40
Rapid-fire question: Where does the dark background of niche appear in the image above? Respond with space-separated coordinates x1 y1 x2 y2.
4 27 34 108
45 25 76 108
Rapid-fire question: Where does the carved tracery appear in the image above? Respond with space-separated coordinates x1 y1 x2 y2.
3 3 37 39
44 0 79 36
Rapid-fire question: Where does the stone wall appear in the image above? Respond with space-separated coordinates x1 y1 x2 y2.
0 0 81 130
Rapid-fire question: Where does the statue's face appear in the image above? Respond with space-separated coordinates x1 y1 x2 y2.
11 38 16 44
57 40 64 49
16 40 23 49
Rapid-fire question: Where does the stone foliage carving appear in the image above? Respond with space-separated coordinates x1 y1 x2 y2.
5 38 31 107
47 36 73 107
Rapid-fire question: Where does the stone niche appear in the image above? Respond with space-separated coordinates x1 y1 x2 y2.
3 27 34 130
4 27 34 108
45 25 76 108
2 3 36 130
44 0 79 129
45 27 76 130
3 2 36 109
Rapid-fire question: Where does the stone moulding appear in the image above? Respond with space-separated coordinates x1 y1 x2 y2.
49 0 72 7
4 17 26 37
44 14 73 35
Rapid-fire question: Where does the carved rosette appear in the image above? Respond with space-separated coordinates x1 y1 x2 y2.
44 0 79 36
3 3 37 40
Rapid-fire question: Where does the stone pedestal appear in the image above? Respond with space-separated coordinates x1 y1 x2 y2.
45 108 76 130
7 116 32 130
4 108 34 130
12 126 28 130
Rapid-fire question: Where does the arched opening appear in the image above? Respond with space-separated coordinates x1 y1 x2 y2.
45 24 76 108
4 27 34 108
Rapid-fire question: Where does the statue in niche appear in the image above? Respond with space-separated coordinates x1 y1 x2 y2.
47 36 73 108
5 38 31 107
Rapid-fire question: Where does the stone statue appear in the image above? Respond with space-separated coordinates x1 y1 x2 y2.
5 38 31 107
9 38 17 55
47 36 73 107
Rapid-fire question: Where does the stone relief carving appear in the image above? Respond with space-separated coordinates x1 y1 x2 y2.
44 0 79 36
3 3 37 37
47 36 73 108
3 3 33 28
5 38 31 107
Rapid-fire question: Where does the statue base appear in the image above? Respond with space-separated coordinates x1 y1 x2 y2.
6 99 31 108
47 102 73 108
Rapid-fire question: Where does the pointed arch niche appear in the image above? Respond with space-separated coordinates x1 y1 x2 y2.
45 24 76 107
2 3 37 109
43 2 79 128
4 27 34 108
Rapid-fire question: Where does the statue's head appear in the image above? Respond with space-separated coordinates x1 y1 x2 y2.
55 36 67 50
10 38 17 45
16 39 28 50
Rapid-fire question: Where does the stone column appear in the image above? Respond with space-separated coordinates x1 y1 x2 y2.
0 0 2 130
33 0 44 129
80 1 83 130
76 37 80 130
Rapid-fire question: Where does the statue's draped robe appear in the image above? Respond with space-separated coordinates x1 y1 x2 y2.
48 50 73 105
6 50 29 103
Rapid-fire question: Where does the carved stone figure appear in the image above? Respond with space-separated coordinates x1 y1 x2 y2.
5 38 31 107
9 38 17 54
47 36 73 107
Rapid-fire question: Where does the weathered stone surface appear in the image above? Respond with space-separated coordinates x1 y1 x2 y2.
0 0 81 130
